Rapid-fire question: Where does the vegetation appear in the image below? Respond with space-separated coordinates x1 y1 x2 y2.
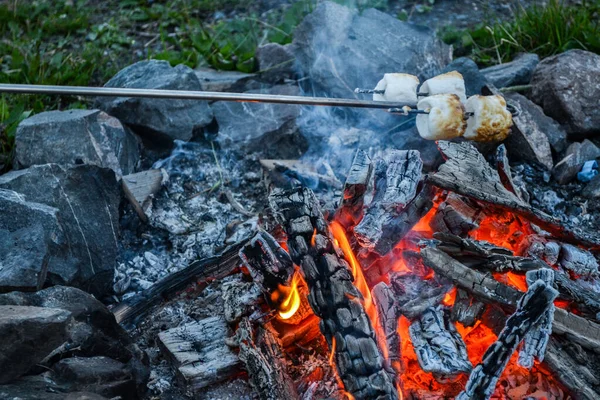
441 0 600 66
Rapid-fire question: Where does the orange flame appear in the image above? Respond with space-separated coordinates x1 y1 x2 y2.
328 336 356 400
274 270 302 320
442 287 457 307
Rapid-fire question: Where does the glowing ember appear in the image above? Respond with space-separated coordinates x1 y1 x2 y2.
273 269 302 320
442 287 457 307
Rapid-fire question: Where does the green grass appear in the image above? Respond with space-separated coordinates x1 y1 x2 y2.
441 0 600 66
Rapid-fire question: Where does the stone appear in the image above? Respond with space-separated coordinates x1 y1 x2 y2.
291 1 451 100
481 53 539 88
0 375 109 400
96 60 213 144
194 67 258 92
0 189 69 292
256 43 296 83
213 84 307 158
0 305 71 383
504 93 555 170
582 174 600 199
552 140 600 184
441 57 489 96
14 109 140 177
530 50 600 138
0 164 120 296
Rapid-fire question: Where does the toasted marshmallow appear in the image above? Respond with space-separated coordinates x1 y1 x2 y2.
464 95 513 142
420 71 467 103
373 73 419 103
416 94 467 140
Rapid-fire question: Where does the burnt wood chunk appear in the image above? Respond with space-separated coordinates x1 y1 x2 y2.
336 149 373 229
451 288 486 327
421 247 600 351
558 243 599 277
431 141 600 247
236 318 298 400
355 150 432 255
409 305 472 379
122 169 163 222
518 269 555 368
456 279 558 400
554 270 600 321
429 193 481 237
495 144 528 203
372 282 402 375
158 316 241 391
239 231 295 292
269 187 398 400
390 273 451 320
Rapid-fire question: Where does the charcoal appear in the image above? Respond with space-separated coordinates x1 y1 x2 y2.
451 289 486 327
456 279 557 400
372 282 402 376
554 270 600 321
558 243 599 277
336 149 373 230
409 305 472 380
495 144 530 202
390 273 451 319
429 193 481 237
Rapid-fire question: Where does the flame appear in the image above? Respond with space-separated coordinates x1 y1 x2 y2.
274 270 302 320
310 228 317 247
328 336 356 400
442 287 457 307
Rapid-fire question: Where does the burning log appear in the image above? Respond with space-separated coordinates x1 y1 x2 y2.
558 243 599 278
430 141 600 248
554 270 600 320
409 305 472 380
235 318 299 400
269 186 398 400
389 273 451 320
429 193 481 237
456 279 558 400
336 149 373 230
518 269 555 368
355 149 434 255
372 282 402 376
451 288 486 327
420 247 600 351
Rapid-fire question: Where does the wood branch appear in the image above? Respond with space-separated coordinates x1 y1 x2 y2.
430 141 600 248
389 272 451 320
456 279 557 400
372 282 402 376
336 149 372 230
236 318 299 400
429 193 481 237
158 316 242 391
558 243 599 278
122 169 164 222
269 186 398 400
518 269 555 368
355 150 432 255
495 144 528 203
451 288 486 327
409 305 472 380
260 159 342 190
420 247 600 352
239 231 295 292
112 241 244 325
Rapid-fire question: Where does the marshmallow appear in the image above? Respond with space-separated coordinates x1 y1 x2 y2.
464 95 513 142
373 73 419 103
416 94 467 140
420 71 467 103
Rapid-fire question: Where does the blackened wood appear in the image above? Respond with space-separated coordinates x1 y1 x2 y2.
421 247 600 351
239 231 295 292
112 241 244 325
236 318 299 400
456 279 557 400
389 273 451 320
451 288 486 327
430 141 600 248
495 144 528 203
558 243 599 278
409 305 472 379
518 269 555 369
372 282 402 376
269 187 398 400
355 150 432 255
554 270 600 320
336 149 372 230
429 193 481 237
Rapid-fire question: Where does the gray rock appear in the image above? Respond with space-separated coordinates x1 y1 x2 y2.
96 60 213 143
0 375 111 400
256 43 296 83
481 53 539 88
213 84 307 158
504 93 556 170
0 165 120 296
441 57 489 96
582 174 600 199
14 109 140 176
552 139 600 184
291 1 451 100
0 305 71 383
0 189 70 292
194 67 258 92
530 50 600 138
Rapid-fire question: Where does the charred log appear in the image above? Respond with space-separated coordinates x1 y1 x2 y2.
456 279 558 400
430 141 600 248
429 193 481 237
554 270 600 321
372 282 402 376
451 288 486 327
495 144 528 203
336 149 373 230
558 243 599 278
269 186 398 400
355 150 433 255
518 269 555 368
389 272 451 320
409 305 472 380
236 318 299 400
